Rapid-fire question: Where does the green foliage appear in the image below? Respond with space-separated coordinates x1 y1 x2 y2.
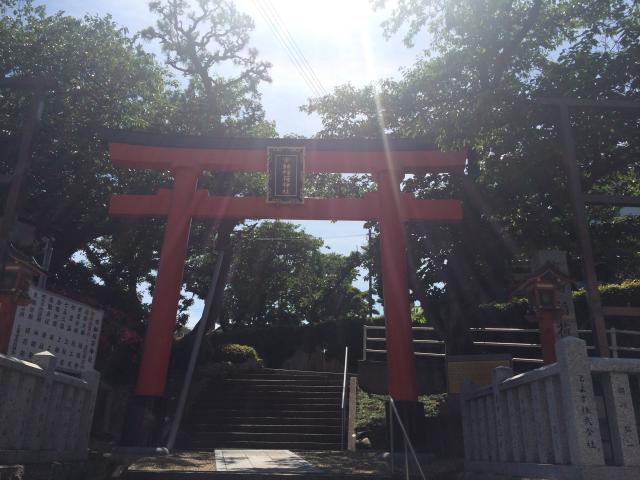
0 0 173 328
212 343 261 364
356 389 387 430
573 280 640 328
219 221 368 328
574 280 640 307
356 391 450 427
475 298 530 327
469 281 640 329
411 305 427 324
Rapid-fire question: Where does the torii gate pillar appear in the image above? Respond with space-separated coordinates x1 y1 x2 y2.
376 169 418 401
136 166 200 396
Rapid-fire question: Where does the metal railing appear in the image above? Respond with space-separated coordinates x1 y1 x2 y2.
388 397 427 480
362 325 640 365
166 252 224 451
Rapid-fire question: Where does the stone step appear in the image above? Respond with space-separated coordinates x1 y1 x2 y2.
204 393 342 405
189 431 341 444
180 369 347 451
240 367 343 375
199 395 342 409
234 372 343 381
188 409 342 423
206 390 342 399
193 403 341 414
223 378 342 386
208 382 342 395
189 423 341 434
185 416 342 427
186 439 343 450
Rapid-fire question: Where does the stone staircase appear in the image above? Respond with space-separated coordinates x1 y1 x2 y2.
179 369 344 450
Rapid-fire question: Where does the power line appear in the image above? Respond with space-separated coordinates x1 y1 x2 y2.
252 0 327 98
253 0 322 97
261 0 328 96
247 233 369 241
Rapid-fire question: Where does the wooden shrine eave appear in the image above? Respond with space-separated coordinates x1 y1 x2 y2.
110 190 463 222
103 129 467 175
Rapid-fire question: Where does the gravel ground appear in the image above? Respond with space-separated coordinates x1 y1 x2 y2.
126 451 216 473
296 450 464 479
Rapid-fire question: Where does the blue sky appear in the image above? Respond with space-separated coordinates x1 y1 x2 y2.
39 0 432 325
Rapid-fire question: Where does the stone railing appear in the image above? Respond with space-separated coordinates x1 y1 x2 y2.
0 351 99 464
461 336 640 480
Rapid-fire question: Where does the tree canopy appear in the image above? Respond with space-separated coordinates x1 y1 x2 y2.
305 0 640 350
1 0 638 358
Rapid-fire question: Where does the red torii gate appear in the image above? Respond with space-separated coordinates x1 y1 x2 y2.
106 130 465 403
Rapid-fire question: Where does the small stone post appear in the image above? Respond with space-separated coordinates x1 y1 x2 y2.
347 376 358 451
555 337 605 466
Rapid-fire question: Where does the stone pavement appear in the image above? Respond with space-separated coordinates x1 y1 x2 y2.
122 448 473 479
214 449 321 474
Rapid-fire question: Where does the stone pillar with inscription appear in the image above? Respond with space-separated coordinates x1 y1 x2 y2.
555 336 605 466
532 251 579 339
601 372 640 466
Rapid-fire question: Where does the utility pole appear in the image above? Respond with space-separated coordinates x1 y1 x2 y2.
538 97 640 357
367 226 373 320
0 78 51 276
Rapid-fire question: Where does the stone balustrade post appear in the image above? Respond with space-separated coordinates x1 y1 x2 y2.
460 379 477 461
491 366 513 462
78 369 100 454
28 351 57 450
555 336 605 466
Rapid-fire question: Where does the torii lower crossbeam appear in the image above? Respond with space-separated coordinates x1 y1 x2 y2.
111 190 462 222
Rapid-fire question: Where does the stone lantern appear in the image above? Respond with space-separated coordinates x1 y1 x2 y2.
512 262 573 364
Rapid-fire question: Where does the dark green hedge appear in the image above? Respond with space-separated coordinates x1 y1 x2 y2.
212 343 261 363
474 280 640 329
209 317 365 369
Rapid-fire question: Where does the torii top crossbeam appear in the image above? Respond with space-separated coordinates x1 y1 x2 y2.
108 130 465 223
107 129 465 174
106 129 465 402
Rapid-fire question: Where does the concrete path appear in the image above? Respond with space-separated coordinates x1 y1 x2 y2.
214 449 321 474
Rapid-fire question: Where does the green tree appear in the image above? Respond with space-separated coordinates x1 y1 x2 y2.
140 0 278 332
141 0 272 135
305 0 640 351
0 0 174 322
220 221 368 328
